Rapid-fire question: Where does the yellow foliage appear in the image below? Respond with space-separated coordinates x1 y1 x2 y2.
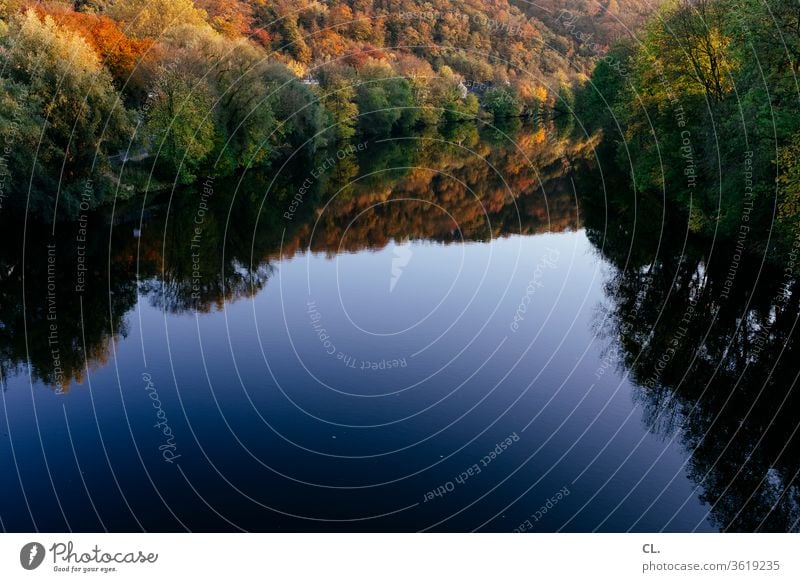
108 0 209 39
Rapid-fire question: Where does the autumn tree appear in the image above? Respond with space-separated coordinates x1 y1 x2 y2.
0 10 132 219
41 8 153 89
108 0 208 39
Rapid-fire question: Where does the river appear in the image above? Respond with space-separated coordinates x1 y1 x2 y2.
1 125 796 531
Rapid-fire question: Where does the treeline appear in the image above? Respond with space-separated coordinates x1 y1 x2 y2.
578 0 800 259
0 0 633 221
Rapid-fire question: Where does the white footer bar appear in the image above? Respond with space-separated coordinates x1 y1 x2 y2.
1 534 797 580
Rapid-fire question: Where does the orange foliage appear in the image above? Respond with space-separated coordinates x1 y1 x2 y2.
196 0 254 38
37 6 153 86
315 29 350 60
251 27 271 48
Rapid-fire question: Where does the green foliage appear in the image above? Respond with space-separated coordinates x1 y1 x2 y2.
0 10 132 219
318 68 359 142
778 133 800 230
481 86 520 119
146 66 216 183
278 16 311 65
574 43 633 132
262 62 326 153
583 0 800 259
207 38 278 171
355 82 399 136
353 61 418 136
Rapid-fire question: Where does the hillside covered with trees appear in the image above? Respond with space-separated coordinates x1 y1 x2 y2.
0 0 653 220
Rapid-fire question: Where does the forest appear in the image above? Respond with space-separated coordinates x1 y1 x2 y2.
2 0 798 265
578 0 800 260
0 0 649 220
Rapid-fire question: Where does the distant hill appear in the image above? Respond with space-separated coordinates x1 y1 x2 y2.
209 0 659 97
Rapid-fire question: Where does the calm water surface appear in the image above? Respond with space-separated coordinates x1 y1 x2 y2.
1 129 797 531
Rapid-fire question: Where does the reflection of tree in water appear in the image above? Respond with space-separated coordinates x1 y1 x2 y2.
290 125 593 254
581 162 800 532
0 221 137 393
133 181 281 315
0 124 591 392
135 125 592 307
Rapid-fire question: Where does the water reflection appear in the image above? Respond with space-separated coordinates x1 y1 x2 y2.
0 123 588 389
579 156 800 532
0 125 797 531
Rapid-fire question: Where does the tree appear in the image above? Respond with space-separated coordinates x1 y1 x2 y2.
278 16 311 65
43 8 153 89
0 10 132 219
262 61 326 151
207 38 278 170
196 0 253 38
146 66 216 183
778 133 800 228
108 0 208 39
482 85 521 119
318 66 359 142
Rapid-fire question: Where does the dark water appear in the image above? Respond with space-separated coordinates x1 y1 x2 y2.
1 126 798 532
